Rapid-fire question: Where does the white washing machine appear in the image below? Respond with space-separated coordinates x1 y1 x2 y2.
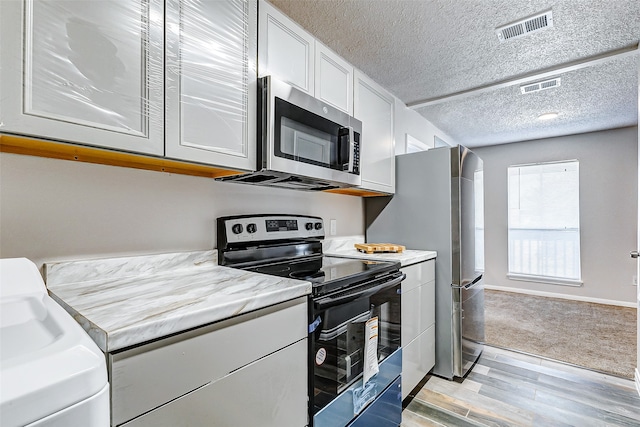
0 258 110 427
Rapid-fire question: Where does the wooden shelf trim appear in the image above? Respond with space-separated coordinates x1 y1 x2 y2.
0 134 391 197
325 187 391 197
0 134 244 179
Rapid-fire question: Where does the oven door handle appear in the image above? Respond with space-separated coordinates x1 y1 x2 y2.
315 273 405 310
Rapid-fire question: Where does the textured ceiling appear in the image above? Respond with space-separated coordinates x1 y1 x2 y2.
269 0 640 147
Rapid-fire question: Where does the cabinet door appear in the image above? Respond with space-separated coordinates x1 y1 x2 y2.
402 261 436 345
315 43 353 114
420 280 436 334
401 325 436 400
354 70 395 194
258 0 314 94
164 0 257 170
401 284 420 346
0 0 164 155
123 338 308 427
110 297 306 426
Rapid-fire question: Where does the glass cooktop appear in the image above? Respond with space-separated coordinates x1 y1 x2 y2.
244 255 399 295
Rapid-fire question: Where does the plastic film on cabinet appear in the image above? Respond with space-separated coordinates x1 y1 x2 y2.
0 0 257 161
165 0 257 163
0 0 165 154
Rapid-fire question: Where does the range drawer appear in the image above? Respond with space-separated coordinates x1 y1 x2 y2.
109 296 307 426
347 375 402 427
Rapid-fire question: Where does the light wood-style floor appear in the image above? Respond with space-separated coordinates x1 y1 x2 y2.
401 346 640 427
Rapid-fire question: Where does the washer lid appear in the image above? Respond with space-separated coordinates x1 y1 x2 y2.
1 258 108 426
0 257 47 298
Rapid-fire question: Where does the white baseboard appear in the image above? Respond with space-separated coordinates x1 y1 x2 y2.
635 369 640 396
484 284 637 308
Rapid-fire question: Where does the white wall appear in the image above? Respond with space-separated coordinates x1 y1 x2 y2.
394 99 455 155
474 126 638 304
0 153 364 270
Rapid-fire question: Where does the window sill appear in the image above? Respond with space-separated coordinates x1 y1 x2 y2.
507 273 583 287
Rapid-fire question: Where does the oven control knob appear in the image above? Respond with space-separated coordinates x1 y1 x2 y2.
314 222 323 230
231 223 243 234
247 223 257 233
305 222 314 231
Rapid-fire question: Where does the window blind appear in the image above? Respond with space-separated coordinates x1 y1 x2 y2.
507 160 581 282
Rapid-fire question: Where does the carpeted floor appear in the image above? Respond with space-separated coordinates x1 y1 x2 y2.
484 289 637 379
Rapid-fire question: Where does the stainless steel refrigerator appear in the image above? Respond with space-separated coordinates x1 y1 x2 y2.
366 145 485 380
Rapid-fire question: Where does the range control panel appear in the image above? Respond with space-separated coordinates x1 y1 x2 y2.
217 214 324 246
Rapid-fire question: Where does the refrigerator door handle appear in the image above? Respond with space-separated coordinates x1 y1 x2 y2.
452 274 483 290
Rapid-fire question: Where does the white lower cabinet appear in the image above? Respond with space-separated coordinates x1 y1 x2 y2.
109 297 308 427
123 339 307 427
402 325 436 399
401 280 435 346
400 260 435 399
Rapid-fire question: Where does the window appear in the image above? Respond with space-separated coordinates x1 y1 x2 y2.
507 160 581 284
434 136 449 148
405 134 430 153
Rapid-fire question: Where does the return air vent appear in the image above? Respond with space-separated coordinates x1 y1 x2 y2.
496 10 553 43
520 77 561 94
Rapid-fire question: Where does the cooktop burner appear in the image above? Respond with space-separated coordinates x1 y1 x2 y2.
289 269 325 281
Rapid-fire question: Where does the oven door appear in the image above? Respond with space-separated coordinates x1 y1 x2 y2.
309 271 403 423
261 76 362 187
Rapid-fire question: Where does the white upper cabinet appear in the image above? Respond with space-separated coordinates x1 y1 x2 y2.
0 0 164 156
315 43 353 115
0 0 258 171
259 1 393 193
354 70 395 194
258 0 314 94
258 1 353 115
165 0 257 171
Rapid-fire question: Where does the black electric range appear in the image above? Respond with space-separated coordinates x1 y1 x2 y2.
217 214 404 427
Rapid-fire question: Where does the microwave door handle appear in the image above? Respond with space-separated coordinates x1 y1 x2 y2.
347 126 355 173
315 273 405 310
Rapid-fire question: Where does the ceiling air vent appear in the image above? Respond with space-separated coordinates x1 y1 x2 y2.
520 77 561 94
496 10 553 43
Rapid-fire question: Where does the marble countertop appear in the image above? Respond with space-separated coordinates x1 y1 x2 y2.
323 236 437 267
45 251 311 353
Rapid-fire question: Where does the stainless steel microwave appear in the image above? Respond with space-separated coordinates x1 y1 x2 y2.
219 76 362 191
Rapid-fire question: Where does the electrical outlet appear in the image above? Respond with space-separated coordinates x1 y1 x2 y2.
330 219 337 236
633 275 638 286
